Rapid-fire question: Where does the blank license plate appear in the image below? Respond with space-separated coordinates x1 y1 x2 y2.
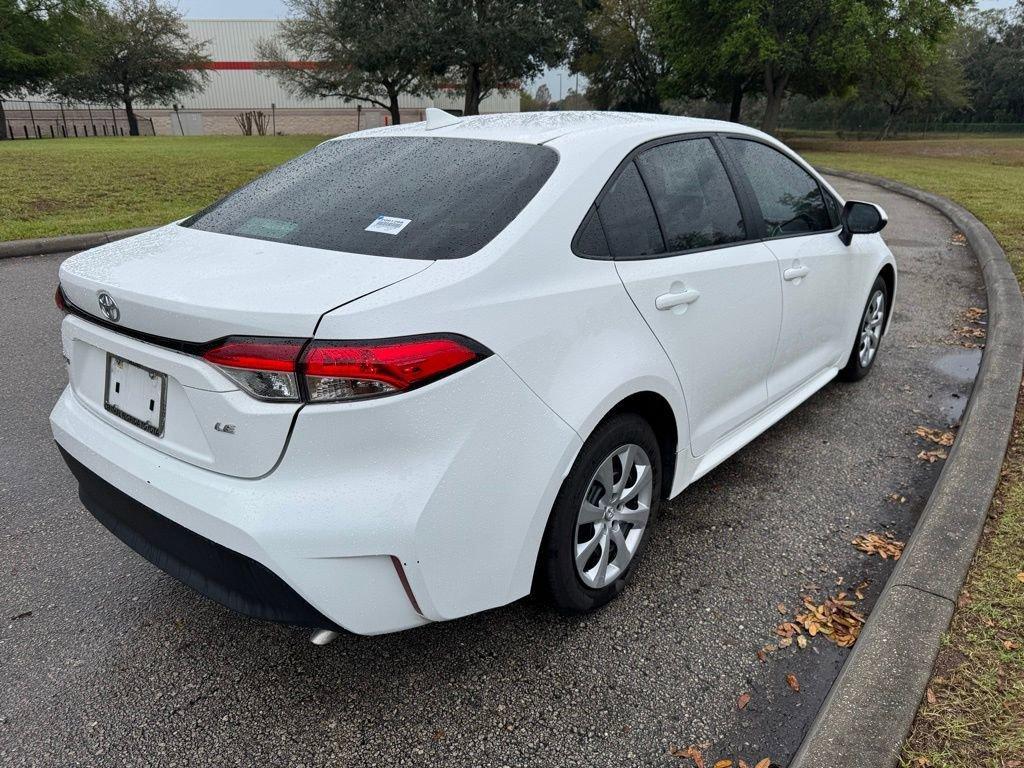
104 354 167 436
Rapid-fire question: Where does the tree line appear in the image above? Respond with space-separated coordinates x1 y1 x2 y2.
3 0 1021 137
573 0 1024 135
1 0 210 135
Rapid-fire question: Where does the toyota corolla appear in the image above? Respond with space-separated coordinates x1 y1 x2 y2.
51 110 895 641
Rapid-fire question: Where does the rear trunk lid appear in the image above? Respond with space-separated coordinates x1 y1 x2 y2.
58 226 432 478
58 225 432 341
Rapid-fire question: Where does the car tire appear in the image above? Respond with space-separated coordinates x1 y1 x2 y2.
537 412 662 613
838 275 889 382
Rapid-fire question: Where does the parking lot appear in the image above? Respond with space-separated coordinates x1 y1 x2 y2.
0 177 985 767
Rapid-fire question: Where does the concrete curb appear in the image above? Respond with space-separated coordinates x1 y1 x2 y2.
789 170 1024 767
0 227 154 259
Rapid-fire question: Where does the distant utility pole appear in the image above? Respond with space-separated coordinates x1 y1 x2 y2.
558 74 563 102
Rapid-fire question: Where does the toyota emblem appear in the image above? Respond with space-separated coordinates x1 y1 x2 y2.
97 292 120 322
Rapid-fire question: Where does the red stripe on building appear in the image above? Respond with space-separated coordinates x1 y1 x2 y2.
193 62 518 90
196 61 320 71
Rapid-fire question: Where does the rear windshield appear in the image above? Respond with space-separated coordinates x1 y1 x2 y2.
182 136 559 260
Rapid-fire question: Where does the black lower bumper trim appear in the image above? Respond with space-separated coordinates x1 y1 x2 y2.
58 445 340 631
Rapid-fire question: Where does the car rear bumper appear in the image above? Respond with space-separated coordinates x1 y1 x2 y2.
50 354 581 635
59 445 341 630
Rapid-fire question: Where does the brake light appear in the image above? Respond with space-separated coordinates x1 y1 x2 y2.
201 335 489 403
202 338 304 402
55 284 67 313
302 336 486 402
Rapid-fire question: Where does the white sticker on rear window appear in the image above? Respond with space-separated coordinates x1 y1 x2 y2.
365 215 411 235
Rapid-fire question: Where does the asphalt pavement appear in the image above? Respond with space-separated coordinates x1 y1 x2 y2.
0 178 985 767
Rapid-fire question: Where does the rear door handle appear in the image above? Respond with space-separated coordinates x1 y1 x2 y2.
655 288 701 310
784 265 810 281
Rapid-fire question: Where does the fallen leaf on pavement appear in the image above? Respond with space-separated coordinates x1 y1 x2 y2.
756 649 768 663
739 761 749 768
852 532 905 560
737 693 751 710
854 580 870 600
888 492 907 503
796 635 808 649
963 306 986 321
776 603 787 614
955 325 986 339
786 674 800 692
789 592 867 648
713 760 733 768
755 759 772 768
669 745 705 768
915 426 955 447
926 687 937 705
918 448 948 463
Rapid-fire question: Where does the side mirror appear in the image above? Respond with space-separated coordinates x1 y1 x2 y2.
840 200 888 246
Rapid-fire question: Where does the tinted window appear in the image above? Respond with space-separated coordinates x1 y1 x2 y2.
183 136 559 260
823 189 841 227
727 139 832 237
636 139 746 251
576 206 610 258
597 162 665 258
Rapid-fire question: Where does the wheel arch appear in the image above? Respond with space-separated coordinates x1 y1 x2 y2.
593 390 680 501
878 262 896 332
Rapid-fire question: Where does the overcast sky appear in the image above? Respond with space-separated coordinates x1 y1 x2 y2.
179 0 1017 99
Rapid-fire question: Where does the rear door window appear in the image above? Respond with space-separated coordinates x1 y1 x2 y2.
726 138 833 238
596 162 665 259
576 206 610 258
635 138 746 252
183 136 559 260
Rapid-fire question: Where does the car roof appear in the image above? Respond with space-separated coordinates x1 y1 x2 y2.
333 110 766 148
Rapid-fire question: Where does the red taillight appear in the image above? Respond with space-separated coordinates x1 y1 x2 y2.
203 339 303 373
200 335 488 403
202 337 305 402
301 336 488 402
55 284 67 313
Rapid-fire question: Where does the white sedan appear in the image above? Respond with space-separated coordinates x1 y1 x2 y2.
51 110 895 640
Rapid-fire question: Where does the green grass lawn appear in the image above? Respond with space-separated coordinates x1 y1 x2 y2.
0 135 323 241
797 137 1024 768
796 137 1024 278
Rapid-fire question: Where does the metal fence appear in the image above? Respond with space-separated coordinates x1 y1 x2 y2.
0 100 155 140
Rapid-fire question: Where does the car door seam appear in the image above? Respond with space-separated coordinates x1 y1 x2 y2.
761 240 788 400
611 261 693 450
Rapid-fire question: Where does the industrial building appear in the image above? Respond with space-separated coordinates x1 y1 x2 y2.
138 19 519 136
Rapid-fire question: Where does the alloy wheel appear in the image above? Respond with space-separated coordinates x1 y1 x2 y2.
858 289 886 368
574 443 653 589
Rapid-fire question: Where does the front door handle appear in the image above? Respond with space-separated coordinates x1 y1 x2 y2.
784 265 810 281
655 288 701 311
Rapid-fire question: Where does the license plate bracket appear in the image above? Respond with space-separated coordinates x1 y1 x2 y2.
104 354 167 437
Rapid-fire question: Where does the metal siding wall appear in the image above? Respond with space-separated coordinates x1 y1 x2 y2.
164 19 519 114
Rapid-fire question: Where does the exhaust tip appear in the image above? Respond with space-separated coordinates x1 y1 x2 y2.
309 629 340 646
